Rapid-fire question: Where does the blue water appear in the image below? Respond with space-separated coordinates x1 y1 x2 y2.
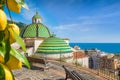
69 43 120 54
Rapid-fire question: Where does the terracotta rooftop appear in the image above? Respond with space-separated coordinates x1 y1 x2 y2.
73 50 88 59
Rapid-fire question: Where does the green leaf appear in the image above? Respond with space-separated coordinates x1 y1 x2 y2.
0 63 15 80
10 47 30 69
0 6 4 10
14 32 26 52
22 3 29 10
0 41 10 63
0 41 5 56
0 0 4 10
0 63 5 80
0 31 4 43
15 0 24 5
0 30 11 63
0 0 2 4
4 38 11 63
15 0 29 10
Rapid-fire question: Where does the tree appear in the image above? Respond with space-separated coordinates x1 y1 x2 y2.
0 0 30 79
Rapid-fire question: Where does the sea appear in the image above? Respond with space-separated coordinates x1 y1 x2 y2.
69 43 120 54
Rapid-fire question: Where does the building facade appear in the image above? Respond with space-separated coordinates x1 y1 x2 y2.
99 55 118 72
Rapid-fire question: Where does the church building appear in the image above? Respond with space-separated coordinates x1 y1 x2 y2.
22 11 73 59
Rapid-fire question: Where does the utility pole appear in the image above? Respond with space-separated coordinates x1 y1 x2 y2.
60 49 62 64
76 52 78 67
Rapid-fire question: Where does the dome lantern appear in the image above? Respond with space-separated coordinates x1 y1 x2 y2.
32 11 42 24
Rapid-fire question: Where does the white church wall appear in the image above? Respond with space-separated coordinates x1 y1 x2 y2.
34 39 44 53
34 52 73 60
77 57 89 68
63 39 69 44
26 47 34 56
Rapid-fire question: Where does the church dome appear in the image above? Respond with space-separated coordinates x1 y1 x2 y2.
22 23 51 38
36 35 72 54
22 11 51 38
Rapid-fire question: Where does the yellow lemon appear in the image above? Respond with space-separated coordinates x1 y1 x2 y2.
0 9 7 31
6 24 20 44
0 54 22 70
0 4 2 7
0 63 13 80
6 55 22 70
0 54 4 63
7 0 21 13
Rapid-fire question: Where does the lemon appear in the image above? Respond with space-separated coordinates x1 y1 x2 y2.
0 63 13 80
6 55 22 70
0 9 7 31
7 0 21 13
0 54 4 63
6 24 20 44
0 4 2 7
0 54 22 70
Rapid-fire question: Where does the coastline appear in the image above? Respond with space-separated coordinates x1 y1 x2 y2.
69 43 120 54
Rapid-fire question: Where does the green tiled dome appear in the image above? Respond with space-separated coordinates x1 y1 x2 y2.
22 23 51 38
36 36 72 54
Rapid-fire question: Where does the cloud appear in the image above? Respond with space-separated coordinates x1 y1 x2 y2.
21 0 48 24
54 24 78 30
77 2 120 26
21 9 36 21
21 0 37 21
54 22 96 30
77 11 120 27
51 23 95 39
101 2 120 12
49 2 120 41
78 11 120 20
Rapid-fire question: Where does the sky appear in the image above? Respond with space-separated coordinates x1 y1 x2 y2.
5 0 120 43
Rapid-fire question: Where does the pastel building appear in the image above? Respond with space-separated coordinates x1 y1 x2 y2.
99 55 118 72
73 50 89 68
86 49 107 69
66 46 89 68
22 11 73 59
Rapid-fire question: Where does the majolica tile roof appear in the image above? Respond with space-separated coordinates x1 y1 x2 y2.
36 36 73 54
22 23 51 38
